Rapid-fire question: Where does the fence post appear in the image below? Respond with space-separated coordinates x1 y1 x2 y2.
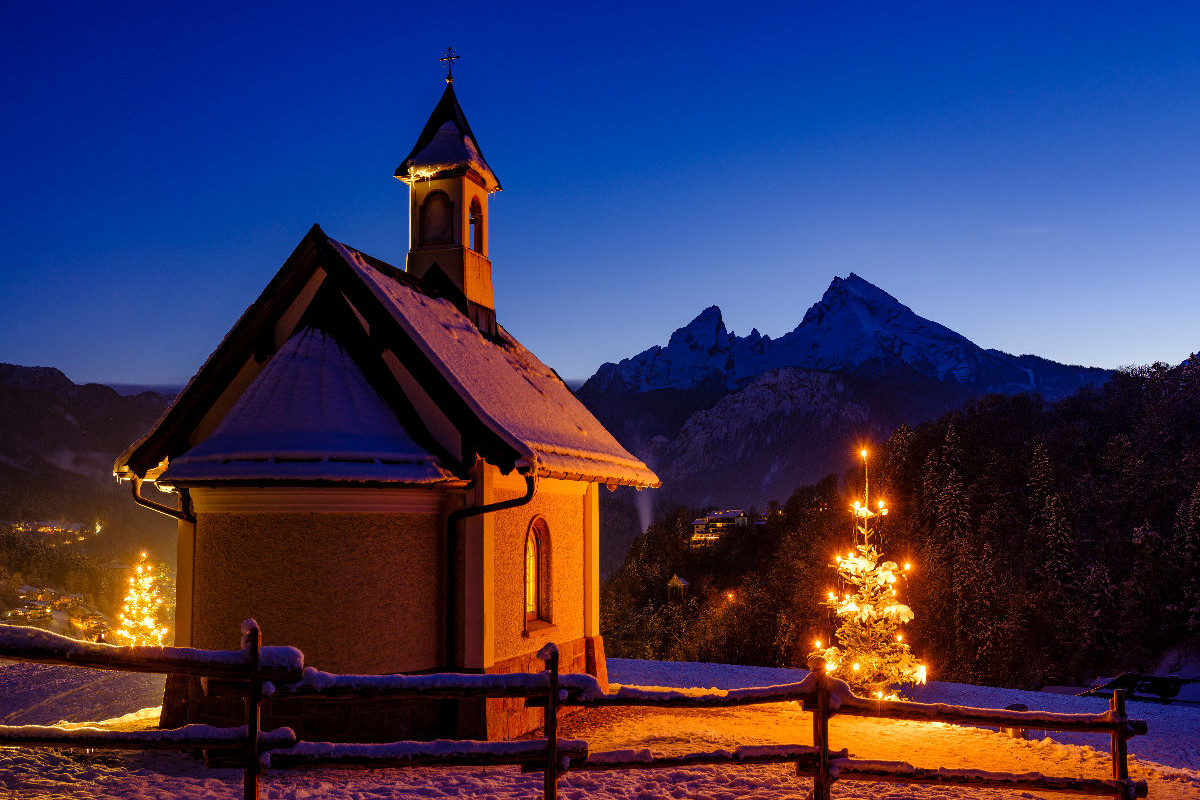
804 656 831 800
242 620 262 800
1110 689 1129 800
541 643 560 800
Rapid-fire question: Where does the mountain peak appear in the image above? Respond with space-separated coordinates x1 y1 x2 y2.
836 273 902 304
668 305 727 351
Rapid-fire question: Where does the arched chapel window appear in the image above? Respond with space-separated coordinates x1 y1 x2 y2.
469 197 483 252
525 518 550 623
419 191 453 245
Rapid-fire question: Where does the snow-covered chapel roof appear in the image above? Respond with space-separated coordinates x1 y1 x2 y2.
115 226 658 490
396 83 501 192
158 328 453 485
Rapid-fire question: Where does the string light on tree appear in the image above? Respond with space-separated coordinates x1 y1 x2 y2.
112 551 170 646
816 448 926 697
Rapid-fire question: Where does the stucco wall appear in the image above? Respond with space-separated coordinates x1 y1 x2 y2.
490 485 585 664
191 511 441 674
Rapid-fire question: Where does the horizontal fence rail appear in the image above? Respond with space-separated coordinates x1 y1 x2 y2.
266 737 589 770
836 694 1149 737
558 743 846 772
831 758 1142 797
0 622 1149 800
0 723 296 751
0 621 303 682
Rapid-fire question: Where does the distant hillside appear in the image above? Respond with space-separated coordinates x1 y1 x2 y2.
602 357 1200 688
0 364 175 557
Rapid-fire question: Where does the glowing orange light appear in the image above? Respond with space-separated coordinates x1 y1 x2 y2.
814 639 822 649
860 449 868 459
725 591 735 601
904 562 911 571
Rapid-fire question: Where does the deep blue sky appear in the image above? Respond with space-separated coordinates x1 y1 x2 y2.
3 1 1198 386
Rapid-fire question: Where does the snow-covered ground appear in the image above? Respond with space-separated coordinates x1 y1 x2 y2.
1 657 1197 799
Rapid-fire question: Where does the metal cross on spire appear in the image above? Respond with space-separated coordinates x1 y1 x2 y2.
440 46 459 84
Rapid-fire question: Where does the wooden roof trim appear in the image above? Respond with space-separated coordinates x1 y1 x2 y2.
319 241 525 473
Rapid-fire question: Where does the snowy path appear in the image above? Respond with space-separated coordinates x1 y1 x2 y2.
0 661 163 727
0 658 1197 799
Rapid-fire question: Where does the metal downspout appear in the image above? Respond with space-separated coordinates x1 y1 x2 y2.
443 472 537 669
130 476 195 523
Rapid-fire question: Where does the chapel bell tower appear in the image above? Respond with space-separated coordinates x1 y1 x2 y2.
397 50 502 336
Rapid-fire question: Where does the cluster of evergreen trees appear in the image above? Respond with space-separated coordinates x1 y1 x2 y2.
603 358 1200 688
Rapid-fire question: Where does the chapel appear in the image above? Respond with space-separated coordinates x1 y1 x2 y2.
113 66 658 741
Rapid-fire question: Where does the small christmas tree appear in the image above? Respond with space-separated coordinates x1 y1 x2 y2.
112 551 169 646
817 449 925 697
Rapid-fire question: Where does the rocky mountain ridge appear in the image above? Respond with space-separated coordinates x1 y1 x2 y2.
582 274 1108 399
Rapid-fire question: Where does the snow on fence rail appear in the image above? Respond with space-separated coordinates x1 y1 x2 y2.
0 723 296 751
277 664 603 699
545 743 845 772
0 620 303 681
266 737 588 770
0 622 1149 800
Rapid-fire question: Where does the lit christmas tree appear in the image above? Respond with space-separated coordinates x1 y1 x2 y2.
112 551 170 646
817 449 926 698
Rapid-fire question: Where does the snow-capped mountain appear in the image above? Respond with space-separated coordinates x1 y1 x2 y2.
581 274 1108 398
579 275 1113 566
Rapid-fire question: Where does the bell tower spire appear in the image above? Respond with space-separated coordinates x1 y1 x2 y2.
396 51 501 337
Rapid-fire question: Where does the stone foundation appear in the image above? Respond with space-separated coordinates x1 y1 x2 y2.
160 635 608 742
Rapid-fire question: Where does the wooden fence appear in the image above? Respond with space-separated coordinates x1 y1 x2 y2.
0 623 1149 800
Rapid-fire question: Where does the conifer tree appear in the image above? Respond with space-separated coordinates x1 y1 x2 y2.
112 551 169 646
1177 482 1200 643
1081 563 1118 668
819 450 925 697
961 538 1004 681
1028 443 1054 506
